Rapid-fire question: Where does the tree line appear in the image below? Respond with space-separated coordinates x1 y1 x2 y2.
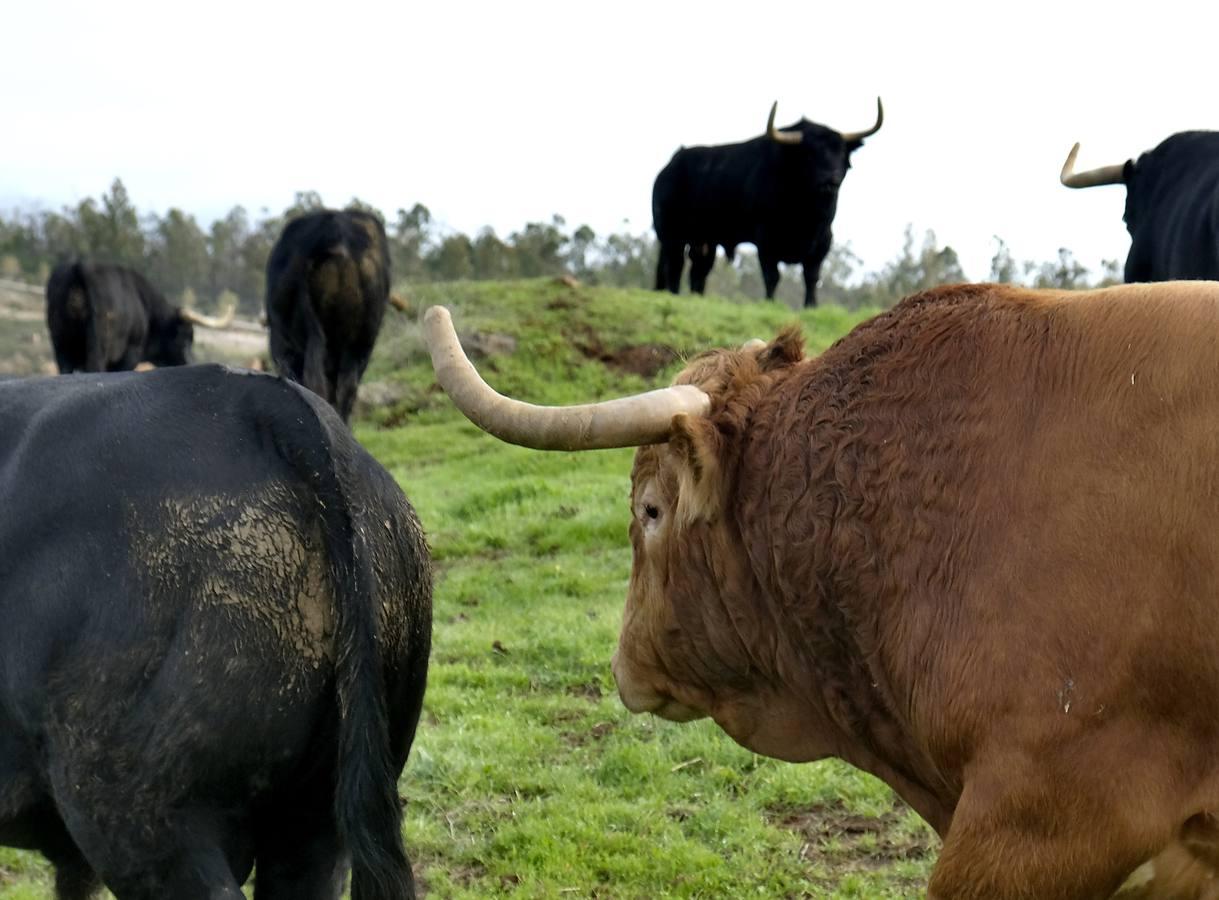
0 179 1122 314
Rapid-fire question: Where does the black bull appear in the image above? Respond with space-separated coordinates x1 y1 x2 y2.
265 209 394 423
1060 130 1219 282
652 99 883 307
45 261 232 373
0 365 432 900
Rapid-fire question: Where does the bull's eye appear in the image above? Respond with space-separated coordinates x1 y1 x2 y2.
645 504 660 520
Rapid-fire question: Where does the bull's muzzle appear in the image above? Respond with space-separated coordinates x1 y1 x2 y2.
610 649 706 722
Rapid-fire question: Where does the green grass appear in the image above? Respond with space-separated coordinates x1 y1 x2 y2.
0 279 937 898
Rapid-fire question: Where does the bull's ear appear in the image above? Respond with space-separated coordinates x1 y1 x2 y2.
758 325 804 372
669 413 725 524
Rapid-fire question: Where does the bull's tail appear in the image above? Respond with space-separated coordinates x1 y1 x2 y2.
313 438 415 900
296 273 330 403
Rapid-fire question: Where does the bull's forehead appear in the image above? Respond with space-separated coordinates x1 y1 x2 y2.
787 119 844 145
630 445 664 495
671 346 749 395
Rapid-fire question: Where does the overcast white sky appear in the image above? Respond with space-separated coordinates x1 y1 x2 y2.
1 0 1213 281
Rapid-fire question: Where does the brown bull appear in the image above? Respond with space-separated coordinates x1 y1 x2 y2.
424 283 1219 899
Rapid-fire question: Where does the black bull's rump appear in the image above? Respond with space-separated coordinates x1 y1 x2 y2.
0 365 432 900
265 209 392 424
45 262 196 373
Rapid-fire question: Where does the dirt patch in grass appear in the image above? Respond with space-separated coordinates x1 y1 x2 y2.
565 681 603 702
605 344 680 378
567 323 679 378
446 860 490 889
768 800 937 869
560 719 616 747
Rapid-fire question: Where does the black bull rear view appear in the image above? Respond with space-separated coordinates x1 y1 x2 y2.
0 366 432 900
652 99 882 307
265 209 394 423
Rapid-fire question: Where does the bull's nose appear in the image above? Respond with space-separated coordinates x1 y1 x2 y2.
610 651 652 714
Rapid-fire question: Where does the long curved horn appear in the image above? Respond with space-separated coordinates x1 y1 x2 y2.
766 102 803 146
181 301 236 329
1060 142 1126 189
423 305 710 451
840 97 884 143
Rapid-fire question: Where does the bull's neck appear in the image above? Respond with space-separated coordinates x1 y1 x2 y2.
724 401 959 834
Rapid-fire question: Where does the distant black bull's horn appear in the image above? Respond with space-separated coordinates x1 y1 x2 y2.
1060 142 1126 189
768 98 884 146
422 305 710 450
180 301 236 329
766 102 804 145
840 97 884 143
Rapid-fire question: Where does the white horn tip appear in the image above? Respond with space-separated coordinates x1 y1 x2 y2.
1060 142 1082 183
423 305 451 327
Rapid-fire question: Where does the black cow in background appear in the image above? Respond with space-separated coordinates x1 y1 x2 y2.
652 98 883 307
1060 132 1219 282
0 365 432 899
265 209 393 423
46 261 233 373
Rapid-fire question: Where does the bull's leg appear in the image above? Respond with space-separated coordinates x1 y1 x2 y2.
254 826 347 900
757 249 781 299
42 825 101 900
654 253 667 291
142 848 247 900
113 344 143 372
49 774 249 900
52 349 77 374
659 242 685 294
928 755 1178 899
688 244 715 295
66 835 246 900
801 237 832 308
52 853 102 900
2 806 102 900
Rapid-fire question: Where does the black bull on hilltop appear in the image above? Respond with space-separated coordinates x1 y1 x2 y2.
0 365 431 900
425 284 1219 899
1060 130 1219 283
652 99 883 307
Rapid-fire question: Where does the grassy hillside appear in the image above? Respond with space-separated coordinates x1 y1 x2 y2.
0 280 937 899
